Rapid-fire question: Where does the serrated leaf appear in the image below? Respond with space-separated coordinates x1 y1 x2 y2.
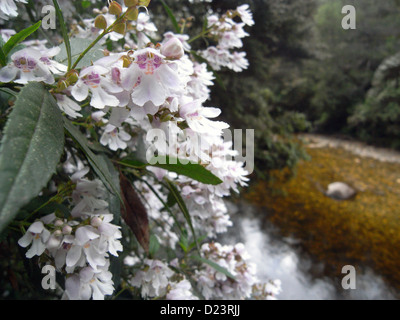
2 21 41 57
0 82 64 233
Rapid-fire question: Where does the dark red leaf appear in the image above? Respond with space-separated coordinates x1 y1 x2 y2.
119 174 150 252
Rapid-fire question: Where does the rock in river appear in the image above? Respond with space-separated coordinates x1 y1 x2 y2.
326 182 357 200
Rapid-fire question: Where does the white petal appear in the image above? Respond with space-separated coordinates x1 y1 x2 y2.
71 82 89 102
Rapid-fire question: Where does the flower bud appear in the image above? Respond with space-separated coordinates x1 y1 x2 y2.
124 0 138 7
66 69 79 85
62 225 72 235
161 37 184 60
54 219 64 227
126 7 139 21
56 79 69 92
91 217 102 228
109 1 123 16
113 21 127 35
94 14 108 30
122 55 132 68
138 0 151 7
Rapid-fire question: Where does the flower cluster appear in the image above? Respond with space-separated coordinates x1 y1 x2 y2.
2 0 281 301
199 4 254 72
194 242 280 300
18 168 123 300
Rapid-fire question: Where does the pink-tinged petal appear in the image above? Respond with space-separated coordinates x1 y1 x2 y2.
102 78 123 94
179 100 201 118
71 82 89 102
121 64 141 90
131 75 166 107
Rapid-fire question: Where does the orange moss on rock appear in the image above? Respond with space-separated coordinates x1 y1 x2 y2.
246 147 400 288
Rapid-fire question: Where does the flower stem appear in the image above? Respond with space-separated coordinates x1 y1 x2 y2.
70 12 128 71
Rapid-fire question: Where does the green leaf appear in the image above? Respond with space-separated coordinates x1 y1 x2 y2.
120 156 223 186
160 0 181 34
2 21 41 57
55 38 104 69
103 154 121 225
63 118 122 203
165 178 199 252
192 255 237 281
0 36 7 66
152 156 223 186
149 234 160 257
0 82 64 233
52 0 72 70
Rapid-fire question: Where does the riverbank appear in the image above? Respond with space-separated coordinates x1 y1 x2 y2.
245 134 400 295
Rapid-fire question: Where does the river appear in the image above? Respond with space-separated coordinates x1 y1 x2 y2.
221 200 399 300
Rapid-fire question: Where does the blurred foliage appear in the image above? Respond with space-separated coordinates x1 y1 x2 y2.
303 0 400 146
246 144 400 292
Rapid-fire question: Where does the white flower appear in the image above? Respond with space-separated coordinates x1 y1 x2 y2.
39 47 68 75
122 48 181 107
18 221 51 258
130 259 174 298
0 48 56 84
167 280 199 300
179 100 229 136
66 226 107 272
64 265 114 300
0 0 27 19
228 51 249 72
100 124 131 151
236 4 255 26
94 214 123 257
55 93 82 119
71 65 122 109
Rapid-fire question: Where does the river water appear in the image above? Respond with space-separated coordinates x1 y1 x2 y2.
220 201 399 300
